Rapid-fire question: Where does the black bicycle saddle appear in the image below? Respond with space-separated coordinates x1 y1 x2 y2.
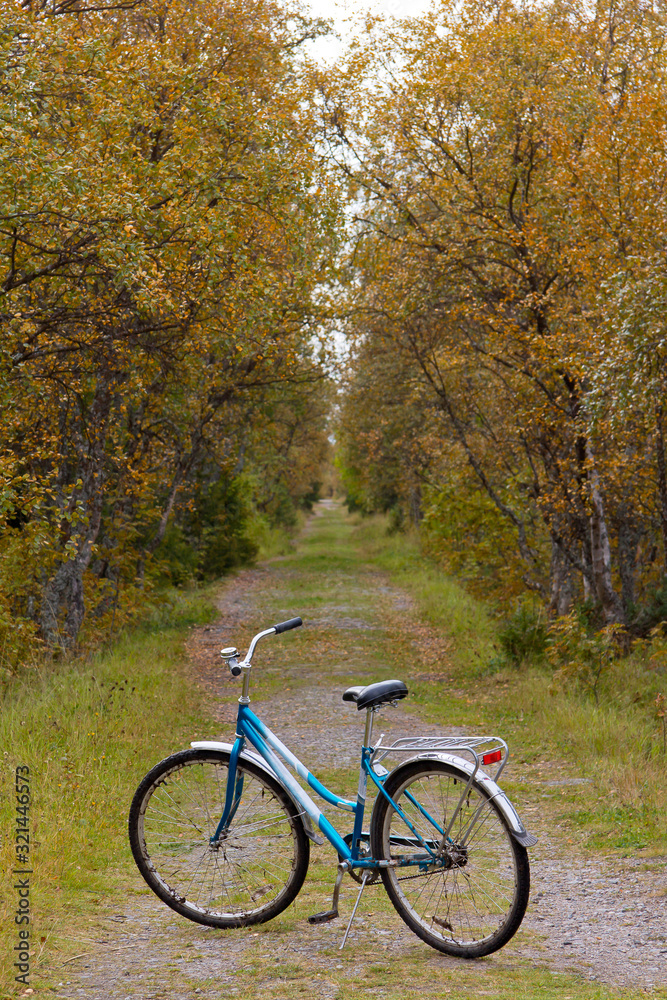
342 679 408 710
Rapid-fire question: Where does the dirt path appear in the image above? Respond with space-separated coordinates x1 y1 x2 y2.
54 501 666 999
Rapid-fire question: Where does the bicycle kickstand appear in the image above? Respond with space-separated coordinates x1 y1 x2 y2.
308 862 346 925
339 871 370 950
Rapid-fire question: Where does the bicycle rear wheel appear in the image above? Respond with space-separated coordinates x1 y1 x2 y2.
370 759 529 957
129 749 309 928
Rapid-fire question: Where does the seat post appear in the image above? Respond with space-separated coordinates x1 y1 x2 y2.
363 707 375 747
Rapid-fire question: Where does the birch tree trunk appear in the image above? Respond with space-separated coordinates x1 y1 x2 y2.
586 440 625 624
548 537 574 617
39 372 112 648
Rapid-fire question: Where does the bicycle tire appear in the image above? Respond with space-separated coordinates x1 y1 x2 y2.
370 758 530 957
129 748 309 928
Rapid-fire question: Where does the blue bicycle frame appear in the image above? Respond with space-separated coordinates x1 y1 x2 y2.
131 618 535 957
210 702 441 871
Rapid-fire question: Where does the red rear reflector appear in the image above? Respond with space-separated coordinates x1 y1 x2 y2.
482 750 502 765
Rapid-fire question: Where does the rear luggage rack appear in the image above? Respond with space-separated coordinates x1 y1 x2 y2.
371 735 509 782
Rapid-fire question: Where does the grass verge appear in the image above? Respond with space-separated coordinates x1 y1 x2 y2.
352 514 667 856
0 585 219 996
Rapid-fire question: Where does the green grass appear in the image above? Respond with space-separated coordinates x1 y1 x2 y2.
1 505 663 999
0 586 220 995
351 513 667 855
248 510 306 561
350 516 497 672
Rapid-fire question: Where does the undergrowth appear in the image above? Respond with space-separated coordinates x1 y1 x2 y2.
0 586 218 995
351 513 667 855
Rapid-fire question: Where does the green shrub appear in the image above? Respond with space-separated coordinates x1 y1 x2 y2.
497 604 548 666
546 612 626 704
156 474 258 584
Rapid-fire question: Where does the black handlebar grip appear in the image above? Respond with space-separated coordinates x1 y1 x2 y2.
272 616 303 634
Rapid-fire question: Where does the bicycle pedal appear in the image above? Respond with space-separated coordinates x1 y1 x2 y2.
308 908 339 924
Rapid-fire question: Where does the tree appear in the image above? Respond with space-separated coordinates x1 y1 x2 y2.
327 0 667 625
0 0 340 652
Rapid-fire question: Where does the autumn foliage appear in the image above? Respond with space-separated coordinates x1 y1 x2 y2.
6 0 667 659
332 0 667 629
0 0 339 659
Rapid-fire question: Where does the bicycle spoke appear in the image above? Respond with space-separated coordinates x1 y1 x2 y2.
372 759 530 956
130 751 309 927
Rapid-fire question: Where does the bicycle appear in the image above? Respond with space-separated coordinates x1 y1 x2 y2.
128 617 537 958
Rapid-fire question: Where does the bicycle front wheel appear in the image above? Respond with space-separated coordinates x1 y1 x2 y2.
370 759 529 957
129 749 309 928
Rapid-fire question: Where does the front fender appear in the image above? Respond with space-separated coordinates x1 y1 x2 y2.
190 740 324 845
191 739 269 774
397 752 538 848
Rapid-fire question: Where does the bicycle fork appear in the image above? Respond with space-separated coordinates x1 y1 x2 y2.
210 735 246 844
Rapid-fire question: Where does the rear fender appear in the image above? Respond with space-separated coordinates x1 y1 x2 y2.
391 752 537 848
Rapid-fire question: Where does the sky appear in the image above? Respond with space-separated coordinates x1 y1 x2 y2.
307 0 431 18
303 0 433 62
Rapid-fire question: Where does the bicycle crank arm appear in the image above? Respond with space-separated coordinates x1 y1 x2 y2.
308 861 346 924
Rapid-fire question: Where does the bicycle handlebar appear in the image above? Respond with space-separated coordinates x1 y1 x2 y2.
232 616 303 668
272 617 302 634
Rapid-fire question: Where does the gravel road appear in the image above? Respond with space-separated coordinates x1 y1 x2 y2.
54 503 666 998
